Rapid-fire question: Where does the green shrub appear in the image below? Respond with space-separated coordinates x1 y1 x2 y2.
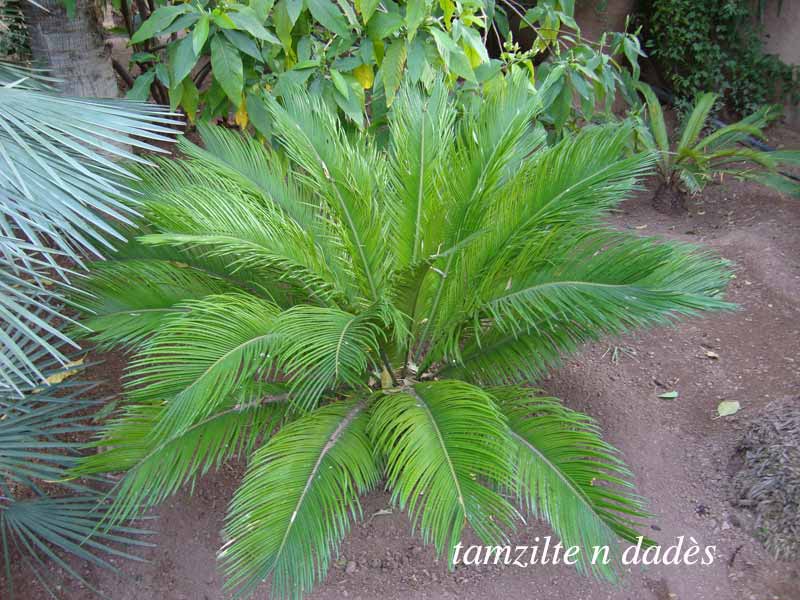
118 0 643 134
73 78 732 599
633 83 799 210
640 0 798 116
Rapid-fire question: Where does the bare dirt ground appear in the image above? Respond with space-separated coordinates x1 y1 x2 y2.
8 158 800 599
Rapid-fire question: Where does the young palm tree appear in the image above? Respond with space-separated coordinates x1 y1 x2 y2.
74 78 732 599
633 83 791 211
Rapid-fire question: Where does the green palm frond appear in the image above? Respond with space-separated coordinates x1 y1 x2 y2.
369 380 519 561
180 123 320 233
676 92 717 152
73 383 288 526
493 387 651 580
221 400 379 599
76 258 235 350
264 89 391 303
127 292 280 439
268 306 383 411
635 84 788 196
386 82 456 270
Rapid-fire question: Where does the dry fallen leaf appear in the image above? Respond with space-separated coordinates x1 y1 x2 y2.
45 357 85 385
32 356 86 393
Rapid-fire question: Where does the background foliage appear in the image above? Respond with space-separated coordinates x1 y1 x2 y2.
639 0 798 115
116 0 644 135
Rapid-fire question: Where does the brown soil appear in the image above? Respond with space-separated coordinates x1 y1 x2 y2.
7 174 800 600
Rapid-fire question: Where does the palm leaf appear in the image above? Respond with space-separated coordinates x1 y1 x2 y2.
221 400 379 599
268 306 383 411
493 387 651 580
264 90 390 302
368 380 519 562
76 258 235 350
127 292 281 439
387 81 455 270
676 92 716 152
73 383 288 526
1 361 152 598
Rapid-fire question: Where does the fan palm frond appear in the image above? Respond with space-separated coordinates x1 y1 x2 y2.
0 74 181 394
1 360 152 598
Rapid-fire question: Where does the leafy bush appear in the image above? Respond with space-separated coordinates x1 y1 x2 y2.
73 77 733 599
118 0 643 133
632 83 796 211
640 0 798 115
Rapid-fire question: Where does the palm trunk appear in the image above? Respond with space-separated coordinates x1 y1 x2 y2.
22 0 119 98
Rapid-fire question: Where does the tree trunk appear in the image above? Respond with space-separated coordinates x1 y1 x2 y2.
22 0 119 98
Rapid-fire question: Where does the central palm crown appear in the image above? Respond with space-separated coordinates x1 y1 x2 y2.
75 77 731 599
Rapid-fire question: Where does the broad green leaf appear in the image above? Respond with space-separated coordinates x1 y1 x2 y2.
307 0 351 37
406 35 427 83
381 38 407 107
223 28 267 59
273 0 295 56
286 0 303 24
367 11 404 40
359 0 380 24
229 6 275 40
333 77 365 128
213 12 237 29
429 27 475 82
246 91 272 137
193 15 210 55
168 80 183 111
657 390 678 399
131 5 191 44
181 78 200 124
211 35 244 106
251 0 275 20
405 0 427 38
330 68 349 98
440 0 455 24
125 70 155 101
169 35 198 87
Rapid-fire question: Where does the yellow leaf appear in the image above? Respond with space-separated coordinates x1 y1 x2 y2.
463 43 482 69
380 368 393 389
440 0 455 29
353 63 374 89
33 356 86 392
235 95 249 130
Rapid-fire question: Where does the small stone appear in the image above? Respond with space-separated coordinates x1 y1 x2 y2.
345 561 357 575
